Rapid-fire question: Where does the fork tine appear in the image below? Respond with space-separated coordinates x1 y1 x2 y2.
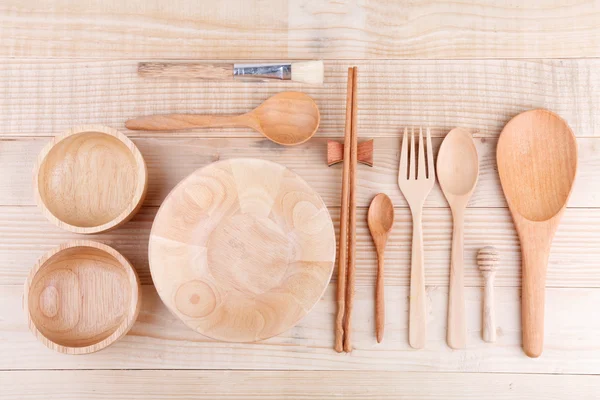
418 127 426 180
399 127 408 180
409 127 416 180
426 127 435 180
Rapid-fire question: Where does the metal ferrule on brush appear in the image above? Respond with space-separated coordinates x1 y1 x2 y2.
233 63 292 81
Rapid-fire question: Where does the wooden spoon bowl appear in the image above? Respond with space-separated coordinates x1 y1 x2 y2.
125 92 320 146
24 241 141 354
34 125 148 234
497 109 578 357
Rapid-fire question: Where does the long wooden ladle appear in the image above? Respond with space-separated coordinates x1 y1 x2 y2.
125 92 320 146
497 109 577 358
437 127 479 350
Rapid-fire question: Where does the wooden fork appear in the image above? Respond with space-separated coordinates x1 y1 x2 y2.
398 127 435 349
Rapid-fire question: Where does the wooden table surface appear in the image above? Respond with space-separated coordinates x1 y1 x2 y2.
2 1 600 398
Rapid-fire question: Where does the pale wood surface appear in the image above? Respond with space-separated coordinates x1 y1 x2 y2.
2 0 600 59
149 158 335 342
2 1 600 398
1 371 598 400
478 246 500 343
2 284 600 373
1 371 599 400
125 92 320 145
24 240 141 354
497 110 578 358
33 125 148 233
437 128 480 350
398 127 436 349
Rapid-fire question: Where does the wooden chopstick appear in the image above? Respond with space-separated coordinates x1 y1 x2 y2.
343 66 358 352
334 67 354 353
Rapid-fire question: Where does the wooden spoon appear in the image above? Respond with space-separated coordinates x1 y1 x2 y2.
497 109 577 358
367 193 394 343
125 91 320 146
437 127 479 350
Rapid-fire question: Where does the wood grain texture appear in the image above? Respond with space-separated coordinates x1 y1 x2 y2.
1 205 599 288
149 159 335 342
1 370 598 400
437 128 480 350
125 92 320 146
367 194 394 343
33 125 148 234
24 241 141 354
498 109 578 358
1 59 600 138
2 284 600 372
478 246 499 343
2 0 600 59
398 128 436 349
1 136 599 209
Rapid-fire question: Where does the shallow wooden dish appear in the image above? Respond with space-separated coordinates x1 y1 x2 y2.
149 158 336 343
34 125 148 234
24 240 141 354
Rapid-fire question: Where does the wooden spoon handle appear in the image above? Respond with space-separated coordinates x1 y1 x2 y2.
409 211 426 349
522 247 549 358
375 251 385 343
125 114 252 131
482 274 496 343
448 209 467 349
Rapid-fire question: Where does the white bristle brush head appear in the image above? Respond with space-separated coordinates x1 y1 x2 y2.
477 246 499 273
291 61 324 85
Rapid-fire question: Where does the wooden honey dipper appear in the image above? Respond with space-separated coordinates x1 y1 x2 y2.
477 246 499 343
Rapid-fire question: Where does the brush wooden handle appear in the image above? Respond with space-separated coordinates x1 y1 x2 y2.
125 114 254 131
138 62 234 80
409 210 426 349
448 208 467 349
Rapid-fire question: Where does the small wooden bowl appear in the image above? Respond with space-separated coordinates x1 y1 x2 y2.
24 241 141 354
34 125 148 234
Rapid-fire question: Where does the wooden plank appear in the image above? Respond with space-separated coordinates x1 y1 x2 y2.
2 206 598 287
2 1 600 59
4 284 600 372
0 370 598 400
1 59 600 137
3 136 599 209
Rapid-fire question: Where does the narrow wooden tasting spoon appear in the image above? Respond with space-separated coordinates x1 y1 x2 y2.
497 109 577 358
125 91 320 146
367 193 394 343
437 128 479 349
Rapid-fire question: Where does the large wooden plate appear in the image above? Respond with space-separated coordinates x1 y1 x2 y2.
149 158 336 342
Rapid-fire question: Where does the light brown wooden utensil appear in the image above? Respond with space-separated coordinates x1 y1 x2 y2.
149 158 336 343
125 91 320 146
497 109 577 358
477 246 500 343
335 66 358 353
34 125 148 234
437 127 479 350
397 127 435 349
24 240 141 354
368 193 394 343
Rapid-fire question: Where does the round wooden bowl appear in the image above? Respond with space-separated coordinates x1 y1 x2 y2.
24 240 141 354
34 125 148 234
149 158 336 342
